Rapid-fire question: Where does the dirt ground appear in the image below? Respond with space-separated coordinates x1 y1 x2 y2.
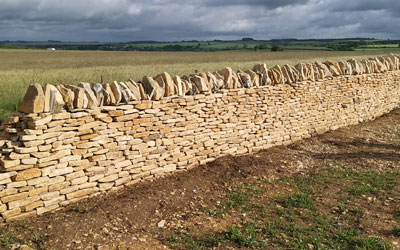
2 109 400 250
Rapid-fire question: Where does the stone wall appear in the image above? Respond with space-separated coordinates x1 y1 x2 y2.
0 71 400 222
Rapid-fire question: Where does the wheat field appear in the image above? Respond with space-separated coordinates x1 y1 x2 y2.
0 49 398 120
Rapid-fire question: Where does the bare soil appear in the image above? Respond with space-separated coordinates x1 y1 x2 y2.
2 109 400 249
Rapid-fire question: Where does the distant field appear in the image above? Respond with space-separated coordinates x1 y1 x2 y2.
0 49 399 120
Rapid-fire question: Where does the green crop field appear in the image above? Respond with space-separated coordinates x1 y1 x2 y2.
0 49 399 121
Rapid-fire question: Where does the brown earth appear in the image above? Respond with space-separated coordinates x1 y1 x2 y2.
2 109 400 249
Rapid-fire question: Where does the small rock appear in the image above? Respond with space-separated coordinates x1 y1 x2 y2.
158 220 166 228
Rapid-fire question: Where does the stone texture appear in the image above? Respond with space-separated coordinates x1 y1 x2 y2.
2 55 400 222
173 76 184 96
110 81 123 104
78 82 98 108
12 168 41 181
218 67 234 89
154 72 175 97
57 85 75 110
103 83 117 105
142 76 164 100
44 84 65 113
66 85 86 109
125 80 142 101
19 84 45 113
191 75 209 93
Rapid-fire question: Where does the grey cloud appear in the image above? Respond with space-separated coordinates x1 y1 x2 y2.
203 0 310 8
0 0 399 42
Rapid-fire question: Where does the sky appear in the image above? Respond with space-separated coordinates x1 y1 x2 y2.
1 0 400 42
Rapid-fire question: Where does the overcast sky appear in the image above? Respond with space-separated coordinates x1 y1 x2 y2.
1 0 399 42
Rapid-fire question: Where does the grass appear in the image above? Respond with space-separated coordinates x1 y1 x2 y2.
0 220 47 250
165 167 399 249
1 49 400 120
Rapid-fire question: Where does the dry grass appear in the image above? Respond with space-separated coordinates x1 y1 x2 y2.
0 49 398 120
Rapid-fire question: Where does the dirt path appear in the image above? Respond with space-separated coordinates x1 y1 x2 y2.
2 109 400 250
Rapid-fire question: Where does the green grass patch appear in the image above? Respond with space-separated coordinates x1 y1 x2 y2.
166 166 397 249
279 192 314 210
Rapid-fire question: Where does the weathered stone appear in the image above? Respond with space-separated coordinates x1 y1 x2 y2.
1 208 21 219
138 83 149 100
103 83 117 105
244 70 260 87
237 72 251 88
0 158 20 170
109 81 122 104
388 54 400 70
269 65 285 84
213 72 225 89
78 82 98 108
44 84 65 113
182 79 192 95
253 63 271 85
315 62 332 78
37 204 59 215
19 83 45 113
348 59 364 75
1 192 29 203
91 83 105 106
0 172 17 181
283 64 300 83
119 82 135 103
142 76 164 101
57 85 75 110
125 80 142 101
253 63 268 75
173 76 184 96
154 72 175 97
198 72 211 90
305 63 315 81
191 75 209 93
218 67 234 89
66 187 99 199
323 61 342 76
12 168 41 181
65 85 86 109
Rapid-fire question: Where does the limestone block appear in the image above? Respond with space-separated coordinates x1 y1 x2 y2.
218 67 234 89
1 208 22 219
125 80 142 101
66 187 99 200
154 72 175 97
57 85 75 110
37 204 59 215
103 83 117 105
323 61 342 76
12 168 41 181
1 192 29 203
8 195 40 210
44 84 65 113
119 82 135 103
91 83 105 107
142 76 164 101
65 85 86 109
19 83 45 113
0 158 20 170
191 75 210 93
78 82 98 108
173 76 184 96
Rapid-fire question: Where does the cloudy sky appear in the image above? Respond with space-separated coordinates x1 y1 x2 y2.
1 0 399 42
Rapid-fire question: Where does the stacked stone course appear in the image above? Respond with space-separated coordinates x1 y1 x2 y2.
0 56 400 221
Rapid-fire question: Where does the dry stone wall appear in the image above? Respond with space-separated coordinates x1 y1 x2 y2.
0 57 400 222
